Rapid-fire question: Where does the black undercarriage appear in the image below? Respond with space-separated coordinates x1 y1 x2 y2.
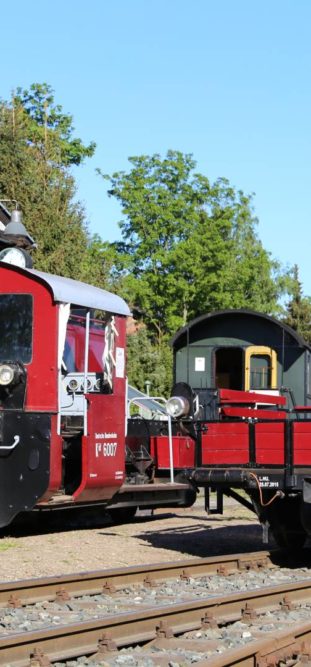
0 410 50 527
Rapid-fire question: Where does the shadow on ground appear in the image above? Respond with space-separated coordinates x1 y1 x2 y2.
2 507 311 568
0 507 174 538
135 521 269 557
134 519 311 566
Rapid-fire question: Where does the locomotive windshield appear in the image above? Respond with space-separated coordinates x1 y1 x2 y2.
0 294 33 363
63 310 108 373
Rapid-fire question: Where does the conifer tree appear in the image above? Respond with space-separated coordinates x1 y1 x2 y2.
283 265 311 344
0 83 109 285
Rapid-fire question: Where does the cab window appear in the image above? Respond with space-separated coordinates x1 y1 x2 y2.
0 294 33 363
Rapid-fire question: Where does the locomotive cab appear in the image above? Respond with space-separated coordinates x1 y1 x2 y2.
0 264 130 526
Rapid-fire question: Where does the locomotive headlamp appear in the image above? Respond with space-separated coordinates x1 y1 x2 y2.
95 378 102 391
0 247 33 268
81 378 92 392
166 396 190 418
68 378 79 393
0 364 15 386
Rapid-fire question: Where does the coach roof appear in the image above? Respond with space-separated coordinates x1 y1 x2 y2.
171 308 311 350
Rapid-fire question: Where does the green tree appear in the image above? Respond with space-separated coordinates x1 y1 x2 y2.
0 83 110 283
102 151 288 341
15 83 96 166
126 327 172 396
283 265 311 344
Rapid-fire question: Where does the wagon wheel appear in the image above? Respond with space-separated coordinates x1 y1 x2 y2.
265 496 307 550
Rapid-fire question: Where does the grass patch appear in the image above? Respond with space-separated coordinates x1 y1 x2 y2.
0 540 16 552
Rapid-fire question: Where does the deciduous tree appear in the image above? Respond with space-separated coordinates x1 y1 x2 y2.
126 327 172 396
102 151 288 341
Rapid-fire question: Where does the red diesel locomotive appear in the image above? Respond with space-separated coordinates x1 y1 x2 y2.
0 263 195 528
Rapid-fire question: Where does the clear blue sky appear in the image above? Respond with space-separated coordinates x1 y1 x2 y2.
2 0 311 294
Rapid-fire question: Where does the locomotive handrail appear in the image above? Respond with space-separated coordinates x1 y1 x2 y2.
127 396 174 484
83 311 90 436
0 435 20 450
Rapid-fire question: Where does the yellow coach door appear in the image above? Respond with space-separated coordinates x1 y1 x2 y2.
245 346 277 391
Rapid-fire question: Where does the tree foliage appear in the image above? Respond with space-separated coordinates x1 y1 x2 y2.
283 265 311 344
126 327 172 397
0 84 304 394
15 83 96 166
102 151 288 341
0 83 110 284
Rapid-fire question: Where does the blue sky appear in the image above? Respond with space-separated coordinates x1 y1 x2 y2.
2 0 311 294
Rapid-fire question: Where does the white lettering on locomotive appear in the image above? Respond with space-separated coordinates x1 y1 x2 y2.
95 441 118 457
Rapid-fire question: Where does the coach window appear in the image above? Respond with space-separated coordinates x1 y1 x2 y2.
245 346 277 391
0 294 33 363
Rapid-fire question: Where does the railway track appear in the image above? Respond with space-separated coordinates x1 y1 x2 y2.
0 550 274 607
2 550 311 666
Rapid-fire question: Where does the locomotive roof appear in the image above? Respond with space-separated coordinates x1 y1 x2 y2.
171 308 311 350
29 269 131 316
5 265 130 316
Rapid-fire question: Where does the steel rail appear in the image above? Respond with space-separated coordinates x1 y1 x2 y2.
3 575 311 666
198 620 311 667
0 550 275 607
